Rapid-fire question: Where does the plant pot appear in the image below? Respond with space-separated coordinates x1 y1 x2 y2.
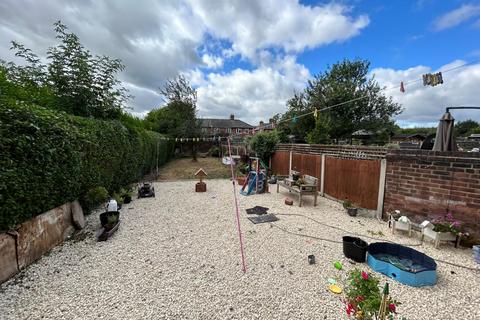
237 177 246 186
122 195 132 204
347 207 358 217
343 236 368 262
97 211 120 241
307 254 316 265
97 220 120 241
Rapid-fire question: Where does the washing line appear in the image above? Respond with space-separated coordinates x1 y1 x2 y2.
254 58 480 131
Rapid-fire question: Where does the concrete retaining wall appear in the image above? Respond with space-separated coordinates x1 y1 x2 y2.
0 202 77 284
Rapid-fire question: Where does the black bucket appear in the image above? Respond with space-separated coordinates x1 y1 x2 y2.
343 236 368 262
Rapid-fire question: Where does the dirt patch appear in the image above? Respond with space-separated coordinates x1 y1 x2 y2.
157 157 234 180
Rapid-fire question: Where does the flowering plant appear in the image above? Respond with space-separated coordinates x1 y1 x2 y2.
432 212 462 235
344 269 406 320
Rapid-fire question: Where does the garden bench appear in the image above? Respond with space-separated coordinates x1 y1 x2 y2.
277 172 318 207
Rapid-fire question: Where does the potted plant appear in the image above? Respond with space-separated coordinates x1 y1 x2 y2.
97 210 120 241
120 187 133 204
344 269 406 320
343 199 358 217
423 212 462 247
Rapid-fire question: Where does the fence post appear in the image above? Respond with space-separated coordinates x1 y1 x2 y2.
376 159 387 219
320 154 325 196
289 151 292 175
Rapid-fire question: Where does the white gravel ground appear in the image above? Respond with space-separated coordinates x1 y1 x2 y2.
1 179 479 320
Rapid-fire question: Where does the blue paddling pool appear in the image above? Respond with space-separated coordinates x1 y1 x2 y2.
367 242 437 287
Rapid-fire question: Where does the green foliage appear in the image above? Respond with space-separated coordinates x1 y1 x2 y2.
145 75 201 159
145 76 200 138
2 21 129 119
455 119 480 137
84 187 109 212
306 114 331 144
394 125 436 136
208 146 221 157
279 59 402 142
248 131 279 163
343 199 353 209
0 103 174 231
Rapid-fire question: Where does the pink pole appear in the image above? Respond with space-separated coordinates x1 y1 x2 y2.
227 138 247 273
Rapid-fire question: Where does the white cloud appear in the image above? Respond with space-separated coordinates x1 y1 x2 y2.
201 53 223 69
373 61 480 126
0 0 368 119
189 0 369 60
195 56 310 125
433 4 480 31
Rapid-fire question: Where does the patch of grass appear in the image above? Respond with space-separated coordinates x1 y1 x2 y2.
157 157 239 180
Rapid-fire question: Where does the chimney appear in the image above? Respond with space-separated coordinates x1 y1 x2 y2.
230 114 234 120
269 118 274 124
259 121 264 126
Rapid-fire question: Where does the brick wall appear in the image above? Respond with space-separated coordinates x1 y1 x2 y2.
384 150 480 241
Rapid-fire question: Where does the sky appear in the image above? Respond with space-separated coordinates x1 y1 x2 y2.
1 0 480 127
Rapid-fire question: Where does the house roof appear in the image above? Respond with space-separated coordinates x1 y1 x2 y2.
199 118 254 129
392 134 426 139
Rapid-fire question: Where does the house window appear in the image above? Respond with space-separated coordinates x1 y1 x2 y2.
214 128 219 132
237 128 242 133
244 129 249 133
201 128 207 133
227 128 232 133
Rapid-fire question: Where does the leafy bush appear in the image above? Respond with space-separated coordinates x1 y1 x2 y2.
84 187 109 212
0 103 174 231
208 146 220 157
248 131 279 163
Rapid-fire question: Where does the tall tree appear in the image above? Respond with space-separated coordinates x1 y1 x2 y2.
2 21 129 119
145 75 201 159
282 59 402 144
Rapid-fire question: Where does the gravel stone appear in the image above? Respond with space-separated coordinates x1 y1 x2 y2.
0 179 478 319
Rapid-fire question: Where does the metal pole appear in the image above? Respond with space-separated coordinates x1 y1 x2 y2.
227 138 247 273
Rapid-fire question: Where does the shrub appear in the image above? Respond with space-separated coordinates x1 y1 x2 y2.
343 199 354 209
0 103 174 231
84 187 109 212
248 130 279 163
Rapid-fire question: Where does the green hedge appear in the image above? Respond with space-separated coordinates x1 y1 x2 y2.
0 103 174 231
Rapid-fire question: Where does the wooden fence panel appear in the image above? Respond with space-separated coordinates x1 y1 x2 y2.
291 153 322 190
271 151 290 175
324 157 380 210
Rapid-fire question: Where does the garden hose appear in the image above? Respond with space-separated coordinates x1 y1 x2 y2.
271 213 480 272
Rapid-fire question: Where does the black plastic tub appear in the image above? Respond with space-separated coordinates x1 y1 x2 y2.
343 236 368 262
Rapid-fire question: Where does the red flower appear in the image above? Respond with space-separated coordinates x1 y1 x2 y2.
356 295 364 302
389 303 396 313
361 271 369 280
346 303 354 316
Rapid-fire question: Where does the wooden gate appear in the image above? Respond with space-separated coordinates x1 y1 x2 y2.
324 157 380 210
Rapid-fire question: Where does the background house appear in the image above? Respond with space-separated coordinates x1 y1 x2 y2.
199 114 253 137
253 118 276 134
391 133 426 145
